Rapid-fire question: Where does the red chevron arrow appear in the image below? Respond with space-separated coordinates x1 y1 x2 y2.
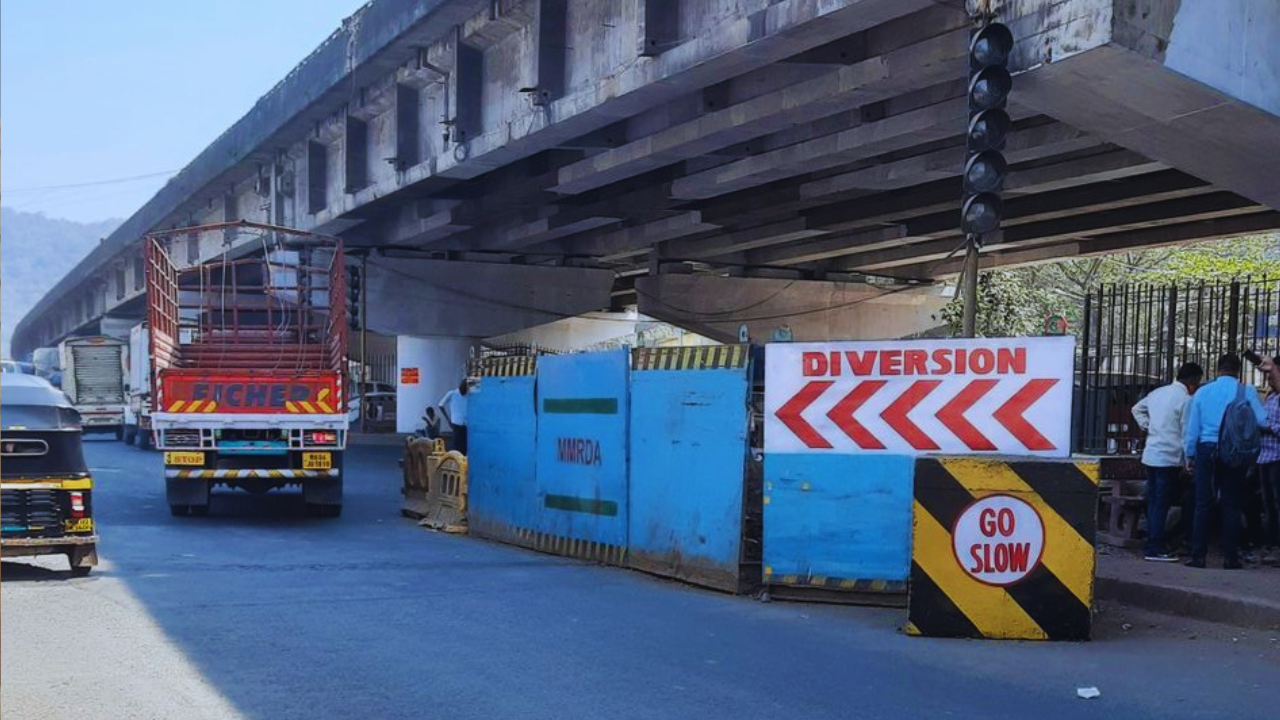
936 379 998 451
994 378 1058 451
775 380 833 448
881 379 942 450
827 380 886 449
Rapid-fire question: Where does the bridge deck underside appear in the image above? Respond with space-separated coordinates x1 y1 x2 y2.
334 2 1275 309
16 0 1279 353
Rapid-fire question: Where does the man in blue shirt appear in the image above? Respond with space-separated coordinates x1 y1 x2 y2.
1182 353 1267 569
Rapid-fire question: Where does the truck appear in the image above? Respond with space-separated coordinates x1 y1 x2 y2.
146 221 349 517
123 321 154 449
32 347 62 385
59 336 128 439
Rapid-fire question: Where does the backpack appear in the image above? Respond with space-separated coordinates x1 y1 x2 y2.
1218 382 1261 469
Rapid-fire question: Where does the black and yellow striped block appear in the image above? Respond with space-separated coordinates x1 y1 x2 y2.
764 567 906 594
477 355 537 377
514 527 627 566
907 456 1100 641
468 516 627 566
631 345 748 371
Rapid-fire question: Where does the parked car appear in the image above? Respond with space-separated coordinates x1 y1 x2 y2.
1 360 36 374
347 382 397 424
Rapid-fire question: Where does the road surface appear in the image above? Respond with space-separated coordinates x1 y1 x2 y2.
3 439 1276 720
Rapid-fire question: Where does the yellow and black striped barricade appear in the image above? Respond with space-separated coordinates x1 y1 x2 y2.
401 438 469 533
474 354 537 378
908 456 1099 641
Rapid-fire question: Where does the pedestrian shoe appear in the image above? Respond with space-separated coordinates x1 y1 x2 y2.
1223 560 1244 570
1184 558 1206 568
1143 553 1180 563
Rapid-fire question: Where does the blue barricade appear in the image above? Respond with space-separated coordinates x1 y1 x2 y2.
531 350 630 561
468 366 538 542
763 453 913 596
628 346 754 592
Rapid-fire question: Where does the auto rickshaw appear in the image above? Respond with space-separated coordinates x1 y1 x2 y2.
1 373 98 575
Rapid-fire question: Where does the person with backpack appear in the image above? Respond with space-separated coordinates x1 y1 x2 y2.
1182 353 1267 569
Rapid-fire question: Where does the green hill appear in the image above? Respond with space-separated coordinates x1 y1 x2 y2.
1 207 120 356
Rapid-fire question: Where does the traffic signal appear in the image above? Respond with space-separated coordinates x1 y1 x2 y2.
346 265 362 332
961 22 1013 237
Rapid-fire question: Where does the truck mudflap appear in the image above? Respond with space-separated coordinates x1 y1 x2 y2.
163 468 339 479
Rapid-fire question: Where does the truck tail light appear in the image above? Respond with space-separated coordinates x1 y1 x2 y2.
69 492 86 518
311 431 337 444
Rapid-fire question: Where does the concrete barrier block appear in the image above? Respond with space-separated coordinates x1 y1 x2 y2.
908 455 1100 640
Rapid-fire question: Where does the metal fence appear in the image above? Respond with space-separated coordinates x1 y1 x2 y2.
1076 278 1278 455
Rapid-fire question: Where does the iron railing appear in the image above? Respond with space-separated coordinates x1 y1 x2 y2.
1076 277 1276 455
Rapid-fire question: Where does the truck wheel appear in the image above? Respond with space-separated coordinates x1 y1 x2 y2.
303 468 343 518
124 424 138 445
68 545 98 576
115 426 125 441
166 477 210 517
307 502 342 518
137 430 152 451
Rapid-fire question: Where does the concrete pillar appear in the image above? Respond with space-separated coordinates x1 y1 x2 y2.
395 335 479 435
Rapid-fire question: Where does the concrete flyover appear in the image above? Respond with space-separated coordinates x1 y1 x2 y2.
13 0 1280 355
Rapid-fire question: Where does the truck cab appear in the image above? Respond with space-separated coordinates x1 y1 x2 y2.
123 322 154 449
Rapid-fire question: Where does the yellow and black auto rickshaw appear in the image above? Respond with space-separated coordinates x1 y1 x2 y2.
1 373 98 575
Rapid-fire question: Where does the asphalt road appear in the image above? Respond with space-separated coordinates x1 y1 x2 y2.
3 439 1276 720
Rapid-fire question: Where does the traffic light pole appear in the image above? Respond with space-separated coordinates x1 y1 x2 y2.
960 234 980 338
958 15 1011 339
360 252 368 434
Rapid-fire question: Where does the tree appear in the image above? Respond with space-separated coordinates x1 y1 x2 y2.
936 271 1047 337
936 233 1280 337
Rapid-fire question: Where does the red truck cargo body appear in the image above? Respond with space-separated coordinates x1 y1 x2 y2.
158 370 341 415
144 222 349 516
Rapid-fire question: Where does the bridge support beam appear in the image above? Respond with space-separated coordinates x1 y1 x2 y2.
363 256 614 339
635 274 948 343
1007 0 1280 210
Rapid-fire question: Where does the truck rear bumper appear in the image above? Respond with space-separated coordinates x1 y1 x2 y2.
3 534 98 549
153 412 347 428
164 468 339 479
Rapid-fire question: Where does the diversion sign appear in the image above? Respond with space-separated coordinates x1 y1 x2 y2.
765 337 1074 457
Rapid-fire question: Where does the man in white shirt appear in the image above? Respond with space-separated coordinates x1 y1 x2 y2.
1132 362 1203 562
439 379 470 454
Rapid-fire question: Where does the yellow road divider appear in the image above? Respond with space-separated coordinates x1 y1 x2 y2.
401 438 468 533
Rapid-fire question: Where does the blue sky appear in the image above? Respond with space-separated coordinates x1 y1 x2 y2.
1 0 365 223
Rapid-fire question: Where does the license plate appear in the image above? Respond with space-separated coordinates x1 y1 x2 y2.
165 452 206 466
64 518 94 533
302 452 332 470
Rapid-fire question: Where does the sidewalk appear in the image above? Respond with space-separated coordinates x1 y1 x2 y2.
1096 546 1280 630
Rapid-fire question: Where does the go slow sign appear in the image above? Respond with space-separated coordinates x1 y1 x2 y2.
951 494 1045 586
